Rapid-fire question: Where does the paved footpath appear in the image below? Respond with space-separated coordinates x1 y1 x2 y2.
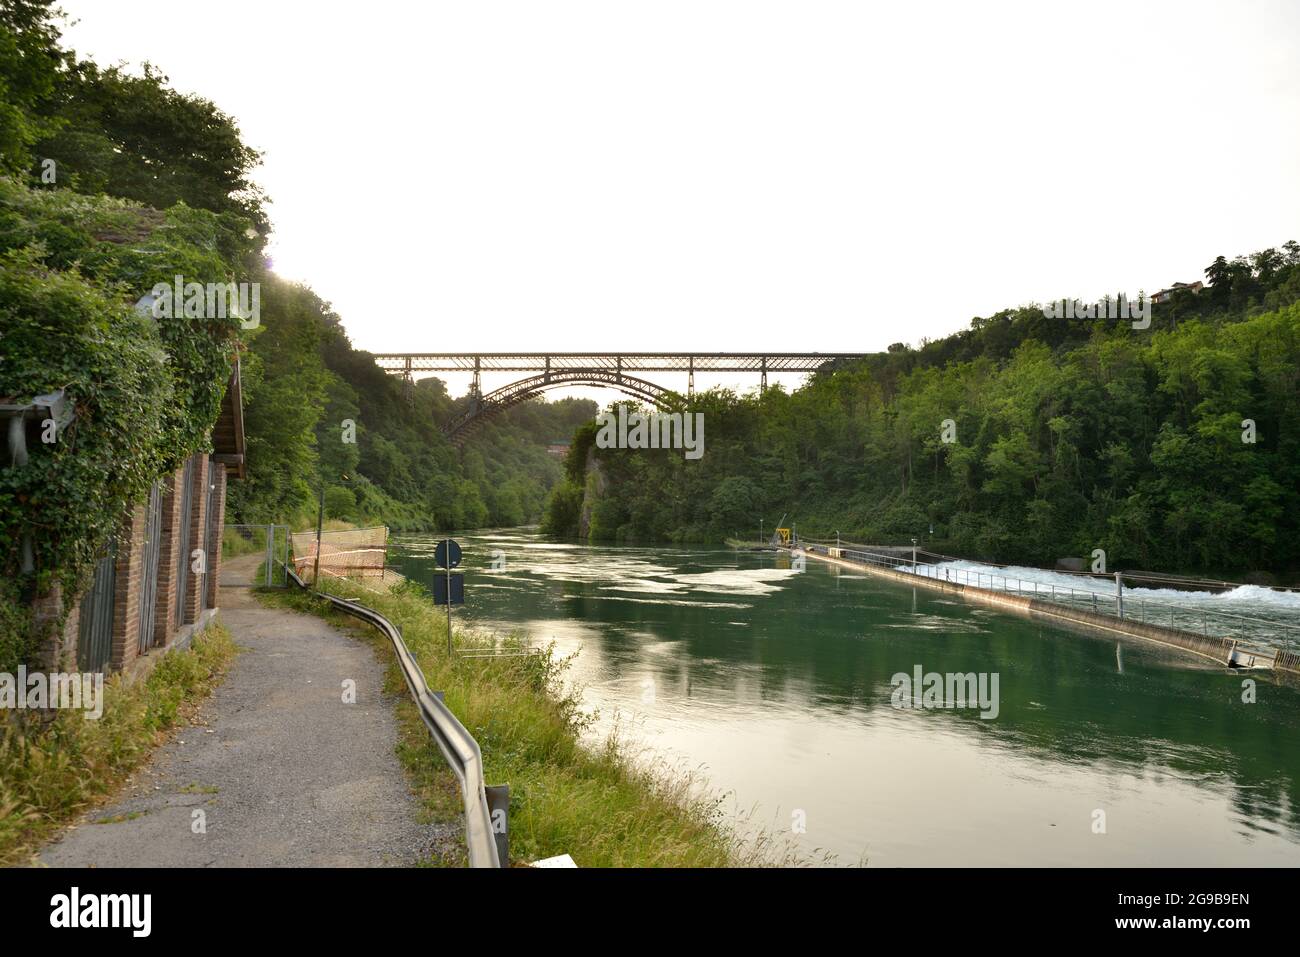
41 562 452 867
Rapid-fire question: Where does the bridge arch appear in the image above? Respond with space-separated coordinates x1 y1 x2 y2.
442 370 682 444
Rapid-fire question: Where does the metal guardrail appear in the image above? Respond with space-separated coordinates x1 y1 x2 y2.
286 565 504 867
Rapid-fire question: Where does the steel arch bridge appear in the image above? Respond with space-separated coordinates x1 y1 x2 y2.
370 352 867 444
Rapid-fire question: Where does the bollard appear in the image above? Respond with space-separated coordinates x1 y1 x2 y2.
485 784 510 867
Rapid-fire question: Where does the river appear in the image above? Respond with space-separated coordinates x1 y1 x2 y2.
392 529 1300 866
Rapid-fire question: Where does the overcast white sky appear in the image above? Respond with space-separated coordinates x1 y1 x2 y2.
59 0 1300 399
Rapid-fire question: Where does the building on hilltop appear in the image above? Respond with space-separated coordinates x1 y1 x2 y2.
1150 281 1204 304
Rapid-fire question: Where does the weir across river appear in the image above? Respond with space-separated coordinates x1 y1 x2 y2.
786 540 1300 677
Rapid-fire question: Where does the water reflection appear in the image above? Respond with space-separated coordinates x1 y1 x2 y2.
394 531 1300 866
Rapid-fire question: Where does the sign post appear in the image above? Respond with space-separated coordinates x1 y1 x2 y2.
434 539 463 656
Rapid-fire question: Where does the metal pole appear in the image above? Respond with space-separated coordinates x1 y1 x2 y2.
264 526 273 588
447 559 454 657
485 784 510 867
313 485 325 587
1115 571 1123 619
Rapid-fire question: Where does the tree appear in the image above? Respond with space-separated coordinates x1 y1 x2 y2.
707 476 760 533
36 61 268 236
0 0 67 176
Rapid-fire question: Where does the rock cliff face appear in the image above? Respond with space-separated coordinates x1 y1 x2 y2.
577 445 607 540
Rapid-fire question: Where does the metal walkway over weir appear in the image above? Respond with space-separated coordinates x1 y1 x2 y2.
371 352 868 443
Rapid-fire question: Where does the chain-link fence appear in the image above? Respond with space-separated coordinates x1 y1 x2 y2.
290 526 388 586
221 524 290 587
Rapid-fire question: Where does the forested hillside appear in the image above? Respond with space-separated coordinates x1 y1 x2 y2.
6 0 1299 580
546 247 1300 580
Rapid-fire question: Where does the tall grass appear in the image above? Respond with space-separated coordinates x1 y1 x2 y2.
0 622 237 865
221 525 266 559
269 579 815 867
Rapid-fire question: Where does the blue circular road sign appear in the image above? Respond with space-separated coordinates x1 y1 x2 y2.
435 539 462 569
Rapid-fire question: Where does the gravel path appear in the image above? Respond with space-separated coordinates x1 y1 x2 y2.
40 560 455 867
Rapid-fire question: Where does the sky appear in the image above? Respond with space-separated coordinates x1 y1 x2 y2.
57 0 1300 400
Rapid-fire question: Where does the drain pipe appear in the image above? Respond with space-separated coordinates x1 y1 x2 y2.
3 407 34 572
2 391 73 574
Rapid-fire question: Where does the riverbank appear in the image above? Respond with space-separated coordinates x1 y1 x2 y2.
268 575 801 866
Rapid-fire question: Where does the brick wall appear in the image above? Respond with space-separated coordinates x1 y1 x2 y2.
204 461 228 609
93 451 232 673
152 465 186 647
60 601 80 671
109 503 146 671
182 455 210 624
32 582 66 670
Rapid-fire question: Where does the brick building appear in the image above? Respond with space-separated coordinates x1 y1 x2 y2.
57 360 246 676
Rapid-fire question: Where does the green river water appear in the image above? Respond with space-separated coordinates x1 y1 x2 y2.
392 529 1300 867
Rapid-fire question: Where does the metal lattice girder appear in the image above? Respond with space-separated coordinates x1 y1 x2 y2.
444 370 678 445
371 352 866 374
373 352 869 443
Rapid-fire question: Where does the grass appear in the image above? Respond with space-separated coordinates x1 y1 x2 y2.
221 525 267 559
0 621 238 866
93 811 147 825
263 578 815 867
178 782 219 794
